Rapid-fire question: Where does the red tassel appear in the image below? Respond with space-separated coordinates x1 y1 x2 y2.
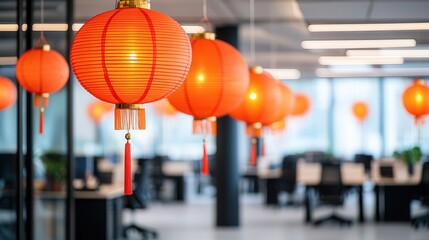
201 141 209 175
124 140 132 195
250 139 257 166
39 108 44 135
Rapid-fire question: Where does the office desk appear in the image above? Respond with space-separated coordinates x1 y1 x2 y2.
37 185 124 240
163 161 192 201
372 162 421 222
259 162 366 223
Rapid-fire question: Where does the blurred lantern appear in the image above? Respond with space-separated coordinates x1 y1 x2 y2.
0 76 17 111
153 99 178 117
352 101 369 123
263 83 294 126
16 36 69 134
402 79 429 125
87 101 114 124
269 119 287 133
168 32 249 175
230 66 282 165
70 0 192 195
292 93 311 116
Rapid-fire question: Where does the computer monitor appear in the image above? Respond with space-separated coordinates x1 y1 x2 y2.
379 165 394 179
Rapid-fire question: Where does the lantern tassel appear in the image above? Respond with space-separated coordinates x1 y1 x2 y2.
124 133 132 195
250 138 257 166
201 139 209 175
39 108 44 135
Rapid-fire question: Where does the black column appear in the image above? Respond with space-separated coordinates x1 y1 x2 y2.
15 0 24 239
215 25 240 227
66 0 75 239
25 0 34 239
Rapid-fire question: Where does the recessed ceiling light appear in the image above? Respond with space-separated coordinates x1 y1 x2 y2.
347 49 429 58
264 68 301 80
301 39 416 49
319 56 404 65
308 22 429 32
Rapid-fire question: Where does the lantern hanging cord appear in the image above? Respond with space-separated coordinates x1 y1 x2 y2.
198 0 212 32
250 0 256 64
40 0 45 36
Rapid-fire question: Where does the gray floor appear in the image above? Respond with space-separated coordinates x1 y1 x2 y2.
124 194 429 240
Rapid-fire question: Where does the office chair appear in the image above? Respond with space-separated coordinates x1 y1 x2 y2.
354 154 374 175
151 156 166 201
412 162 429 228
123 158 158 239
313 162 352 226
280 155 298 206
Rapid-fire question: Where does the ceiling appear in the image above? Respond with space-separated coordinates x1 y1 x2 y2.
2 0 429 79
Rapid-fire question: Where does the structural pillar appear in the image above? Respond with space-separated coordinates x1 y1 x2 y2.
215 25 240 227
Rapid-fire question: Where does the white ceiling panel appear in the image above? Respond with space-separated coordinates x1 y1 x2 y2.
371 1 429 21
299 1 371 22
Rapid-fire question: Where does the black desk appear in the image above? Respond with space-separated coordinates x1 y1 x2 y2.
75 186 123 240
374 184 418 222
165 175 186 201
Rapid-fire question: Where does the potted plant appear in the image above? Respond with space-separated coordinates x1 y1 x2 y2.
393 146 422 175
41 152 66 191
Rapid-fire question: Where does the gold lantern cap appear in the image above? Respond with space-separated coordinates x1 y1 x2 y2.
191 32 216 40
117 0 150 9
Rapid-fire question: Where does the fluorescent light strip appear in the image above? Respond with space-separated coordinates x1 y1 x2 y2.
301 39 416 49
0 57 18 65
0 24 18 31
319 56 404 65
181 25 205 34
308 22 429 32
347 49 429 58
316 68 429 78
265 68 301 80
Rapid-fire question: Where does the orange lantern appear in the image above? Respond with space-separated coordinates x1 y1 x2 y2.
402 79 429 125
269 119 287 133
262 83 294 126
168 32 249 175
153 99 178 117
292 93 311 116
230 66 282 165
16 36 69 134
70 0 192 195
87 101 114 124
0 76 17 110
352 101 369 123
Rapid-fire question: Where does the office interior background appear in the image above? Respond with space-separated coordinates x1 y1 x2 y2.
2 0 429 239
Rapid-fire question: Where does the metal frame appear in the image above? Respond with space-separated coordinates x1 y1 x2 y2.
15 0 24 239
66 0 75 239
25 0 34 239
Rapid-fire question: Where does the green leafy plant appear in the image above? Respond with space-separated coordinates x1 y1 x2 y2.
393 146 423 166
41 152 66 182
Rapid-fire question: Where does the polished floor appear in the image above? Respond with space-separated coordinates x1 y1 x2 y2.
125 194 429 240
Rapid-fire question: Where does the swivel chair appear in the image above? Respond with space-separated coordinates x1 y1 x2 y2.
412 162 429 228
313 162 352 226
123 158 158 239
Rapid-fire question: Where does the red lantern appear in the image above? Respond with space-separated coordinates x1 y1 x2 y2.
153 99 178 117
168 32 249 175
16 36 70 134
0 76 17 110
352 101 369 123
402 79 429 124
87 101 114 124
70 0 192 195
292 93 311 116
230 66 282 165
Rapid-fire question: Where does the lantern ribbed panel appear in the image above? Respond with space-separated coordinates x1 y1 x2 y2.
168 38 249 118
16 49 69 94
292 94 310 116
70 8 192 104
262 83 294 125
0 76 17 110
352 101 369 122
230 69 282 124
403 80 429 118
